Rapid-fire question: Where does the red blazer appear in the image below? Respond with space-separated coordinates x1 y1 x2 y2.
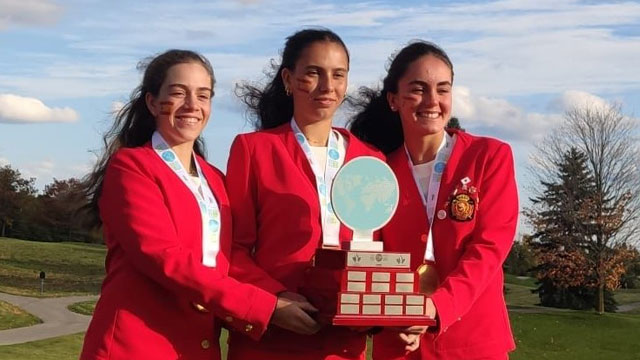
373 130 518 360
80 143 276 360
225 123 384 360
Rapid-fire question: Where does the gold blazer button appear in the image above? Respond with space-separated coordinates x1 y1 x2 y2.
192 302 209 313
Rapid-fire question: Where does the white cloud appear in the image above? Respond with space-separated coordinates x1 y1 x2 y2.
0 157 9 166
68 162 92 181
295 7 399 27
0 94 79 123
0 60 136 99
110 101 125 115
453 88 633 145
548 90 611 113
432 1 640 35
449 28 640 97
453 86 579 143
19 159 55 182
17 159 92 190
35 159 54 174
0 0 63 30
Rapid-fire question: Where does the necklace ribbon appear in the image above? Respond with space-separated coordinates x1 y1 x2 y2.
290 119 345 247
406 132 455 262
152 131 220 267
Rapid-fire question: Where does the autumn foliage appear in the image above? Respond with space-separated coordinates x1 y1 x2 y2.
0 164 98 243
526 146 632 311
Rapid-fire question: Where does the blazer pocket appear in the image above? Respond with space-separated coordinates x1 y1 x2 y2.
110 309 179 359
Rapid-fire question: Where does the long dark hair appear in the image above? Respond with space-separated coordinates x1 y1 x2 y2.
236 28 349 130
81 49 215 228
349 41 453 154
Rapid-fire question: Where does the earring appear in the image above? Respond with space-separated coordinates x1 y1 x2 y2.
390 106 397 111
285 86 291 96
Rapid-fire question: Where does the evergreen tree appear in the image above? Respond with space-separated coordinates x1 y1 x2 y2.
530 104 640 313
503 236 535 276
526 148 618 311
446 116 464 131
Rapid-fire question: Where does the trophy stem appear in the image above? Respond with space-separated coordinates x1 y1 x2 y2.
348 229 383 251
353 229 373 242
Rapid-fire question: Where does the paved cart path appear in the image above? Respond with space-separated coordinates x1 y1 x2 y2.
0 292 98 345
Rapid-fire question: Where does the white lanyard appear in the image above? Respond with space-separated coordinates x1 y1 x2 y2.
290 118 345 247
406 132 455 262
152 131 220 267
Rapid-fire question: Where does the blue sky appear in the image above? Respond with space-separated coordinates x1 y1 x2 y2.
1 0 639 234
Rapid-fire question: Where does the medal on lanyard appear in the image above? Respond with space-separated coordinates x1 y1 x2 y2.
152 131 221 267
407 132 455 294
290 118 344 247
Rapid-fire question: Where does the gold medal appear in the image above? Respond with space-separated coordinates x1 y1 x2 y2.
417 262 439 295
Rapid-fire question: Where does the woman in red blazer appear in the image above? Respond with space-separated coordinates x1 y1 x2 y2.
225 29 411 360
79 50 316 360
350 41 518 360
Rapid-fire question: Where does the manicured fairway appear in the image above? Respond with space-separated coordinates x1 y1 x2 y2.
0 238 106 297
0 300 41 330
510 311 640 360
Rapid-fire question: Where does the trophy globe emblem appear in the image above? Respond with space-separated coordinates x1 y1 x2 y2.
331 156 399 250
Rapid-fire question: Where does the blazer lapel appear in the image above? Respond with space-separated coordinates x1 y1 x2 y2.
196 157 227 206
335 127 356 163
436 129 469 213
389 147 430 229
280 123 318 191
387 148 428 263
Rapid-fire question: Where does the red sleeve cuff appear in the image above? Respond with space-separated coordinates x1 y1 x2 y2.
223 287 277 341
429 290 455 337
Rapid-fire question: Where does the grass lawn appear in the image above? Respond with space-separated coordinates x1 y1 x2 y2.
510 311 640 360
614 288 640 305
504 273 537 288
0 331 229 360
504 274 640 310
67 300 96 316
625 307 640 315
0 333 85 360
0 300 41 330
505 283 539 307
0 237 106 297
3 313 640 360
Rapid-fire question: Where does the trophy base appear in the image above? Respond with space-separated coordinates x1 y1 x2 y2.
320 314 436 327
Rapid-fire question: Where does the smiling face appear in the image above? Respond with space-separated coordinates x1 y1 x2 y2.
281 40 349 126
145 61 213 148
387 54 453 139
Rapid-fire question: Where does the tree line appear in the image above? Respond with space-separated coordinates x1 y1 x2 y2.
0 166 100 243
508 103 640 313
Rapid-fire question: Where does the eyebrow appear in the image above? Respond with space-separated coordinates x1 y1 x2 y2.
408 80 452 87
305 65 349 72
168 83 213 93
